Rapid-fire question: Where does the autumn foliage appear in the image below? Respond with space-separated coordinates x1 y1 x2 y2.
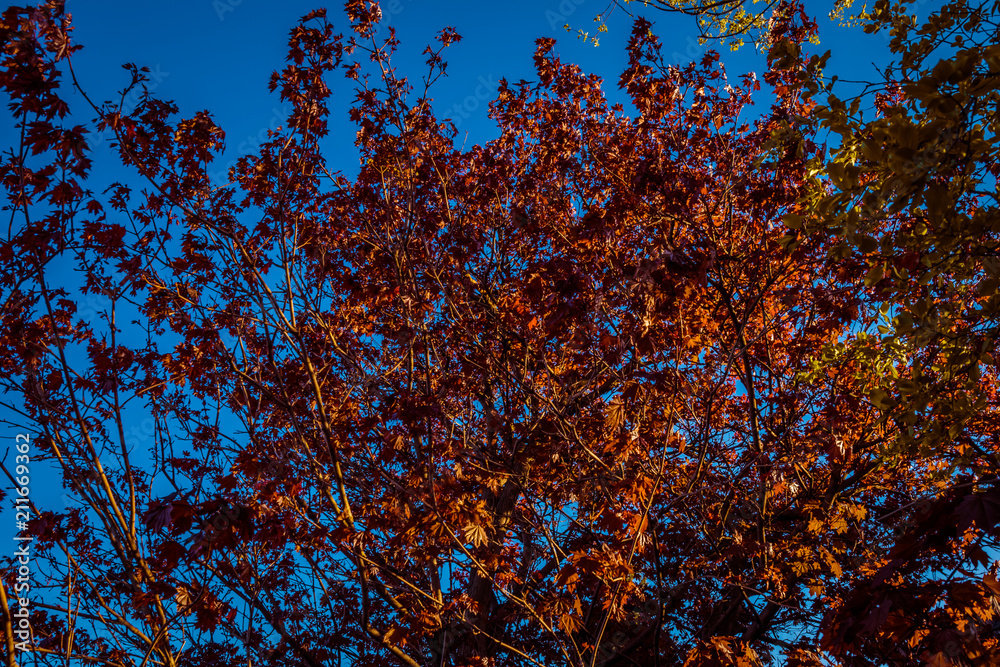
3 1 1000 666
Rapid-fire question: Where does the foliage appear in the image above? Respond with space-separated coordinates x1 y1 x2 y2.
1 1 1000 667
603 0 852 50
613 0 780 49
798 0 1000 460
782 0 1000 662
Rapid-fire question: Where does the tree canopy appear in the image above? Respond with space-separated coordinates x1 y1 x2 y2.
2 1 1000 666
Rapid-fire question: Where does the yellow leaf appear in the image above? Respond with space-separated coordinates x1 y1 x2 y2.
605 399 625 432
864 265 884 285
464 523 488 547
869 388 893 409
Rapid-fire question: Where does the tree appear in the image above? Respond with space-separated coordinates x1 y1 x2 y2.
599 0 1000 658
2 1 1000 666
607 0 783 47
783 0 1000 661
596 0 844 50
